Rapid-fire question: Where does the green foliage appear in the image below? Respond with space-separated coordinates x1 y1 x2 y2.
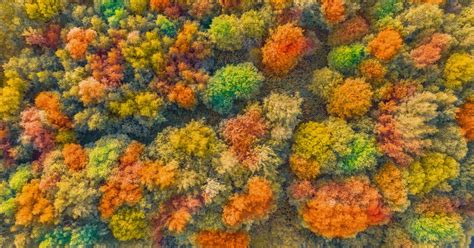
209 14 244 51
9 165 32 192
240 10 266 40
86 136 129 180
327 44 365 74
338 135 379 174
292 118 377 175
156 15 176 37
407 215 463 244
373 0 403 20
204 63 264 114
99 0 124 19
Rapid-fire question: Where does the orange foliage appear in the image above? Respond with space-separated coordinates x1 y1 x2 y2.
35 92 72 129
65 28 96 60
15 179 55 226
167 208 192 233
99 142 145 219
222 177 273 227
414 196 461 217
222 108 267 169
376 82 422 166
99 163 143 218
152 196 203 245
155 22 210 108
289 155 320 180
78 77 106 105
329 16 369 45
410 33 452 68
120 141 145 167
168 83 197 109
62 143 88 171
328 78 373 119
321 0 345 24
368 29 403 61
196 230 250 248
150 0 171 12
456 101 474 141
374 162 408 211
360 59 387 80
139 160 176 190
88 48 124 88
301 176 390 238
410 0 444 4
288 180 316 201
262 23 308 75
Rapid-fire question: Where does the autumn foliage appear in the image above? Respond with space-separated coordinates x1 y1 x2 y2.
328 16 369 45
456 101 474 141
221 108 267 169
328 78 373 119
300 176 390 238
222 177 273 227
65 28 96 60
15 179 55 226
320 0 346 24
410 33 452 68
368 29 403 61
262 23 308 75
195 230 250 248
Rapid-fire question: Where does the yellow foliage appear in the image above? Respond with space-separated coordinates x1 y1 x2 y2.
406 153 459 195
444 53 474 89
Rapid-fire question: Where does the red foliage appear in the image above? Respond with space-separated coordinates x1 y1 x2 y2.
154 22 210 109
20 108 56 152
410 33 452 68
0 123 15 167
24 24 61 49
221 108 267 169
329 16 369 45
88 48 124 88
375 83 420 166
152 195 203 247
288 180 316 201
